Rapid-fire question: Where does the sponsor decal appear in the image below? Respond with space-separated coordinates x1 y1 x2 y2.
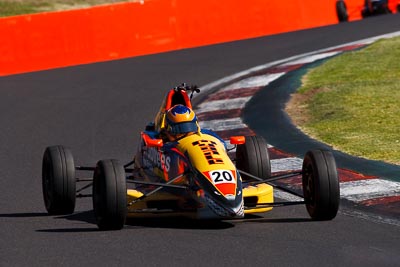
207 170 236 185
192 140 224 165
204 170 237 196
143 147 171 172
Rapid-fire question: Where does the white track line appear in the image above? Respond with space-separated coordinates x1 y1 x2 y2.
197 97 251 113
340 179 400 202
280 51 340 66
199 118 248 131
221 73 285 91
271 158 303 173
200 31 400 95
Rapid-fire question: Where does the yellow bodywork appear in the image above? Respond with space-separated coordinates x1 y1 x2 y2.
176 132 274 213
126 189 196 218
127 189 144 202
126 132 274 218
126 183 274 216
243 183 273 213
176 132 236 172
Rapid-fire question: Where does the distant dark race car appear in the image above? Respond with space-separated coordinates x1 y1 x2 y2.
336 0 400 22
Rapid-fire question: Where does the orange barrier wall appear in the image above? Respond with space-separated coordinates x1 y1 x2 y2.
0 0 341 76
342 0 364 20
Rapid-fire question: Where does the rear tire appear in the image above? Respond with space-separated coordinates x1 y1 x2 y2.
42 146 76 215
336 1 349 22
236 136 271 180
93 159 127 230
302 150 340 220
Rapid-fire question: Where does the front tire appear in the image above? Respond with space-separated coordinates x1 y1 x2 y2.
42 146 76 215
236 136 271 180
93 159 127 230
302 150 340 220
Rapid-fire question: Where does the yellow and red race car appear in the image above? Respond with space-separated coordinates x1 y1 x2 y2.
42 84 340 230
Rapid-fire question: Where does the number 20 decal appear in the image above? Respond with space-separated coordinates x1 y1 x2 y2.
209 170 235 184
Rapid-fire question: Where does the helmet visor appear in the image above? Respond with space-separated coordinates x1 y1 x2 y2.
170 121 198 134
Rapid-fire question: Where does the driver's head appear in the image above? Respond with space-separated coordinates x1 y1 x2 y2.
165 104 199 141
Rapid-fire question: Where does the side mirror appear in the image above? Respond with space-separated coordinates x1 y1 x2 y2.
141 132 164 148
230 136 245 145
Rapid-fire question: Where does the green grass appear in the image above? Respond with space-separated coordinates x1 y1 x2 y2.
0 2 49 16
289 37 400 165
0 0 128 17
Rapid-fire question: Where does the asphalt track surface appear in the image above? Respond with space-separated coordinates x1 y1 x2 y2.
1 14 400 266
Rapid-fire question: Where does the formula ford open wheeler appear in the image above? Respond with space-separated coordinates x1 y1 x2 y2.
42 84 340 230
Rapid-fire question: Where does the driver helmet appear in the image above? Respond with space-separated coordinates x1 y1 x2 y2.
165 104 199 139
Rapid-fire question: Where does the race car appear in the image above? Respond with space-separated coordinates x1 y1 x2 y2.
42 84 340 230
336 0 400 22
361 0 395 17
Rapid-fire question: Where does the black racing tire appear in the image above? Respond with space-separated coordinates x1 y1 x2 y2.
93 159 127 230
302 150 340 220
397 4 400 13
362 0 371 18
236 135 271 180
384 7 392 14
381 0 391 14
336 1 349 22
42 146 76 215
361 8 370 18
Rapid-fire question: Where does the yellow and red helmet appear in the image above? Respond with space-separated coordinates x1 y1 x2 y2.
166 104 199 134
